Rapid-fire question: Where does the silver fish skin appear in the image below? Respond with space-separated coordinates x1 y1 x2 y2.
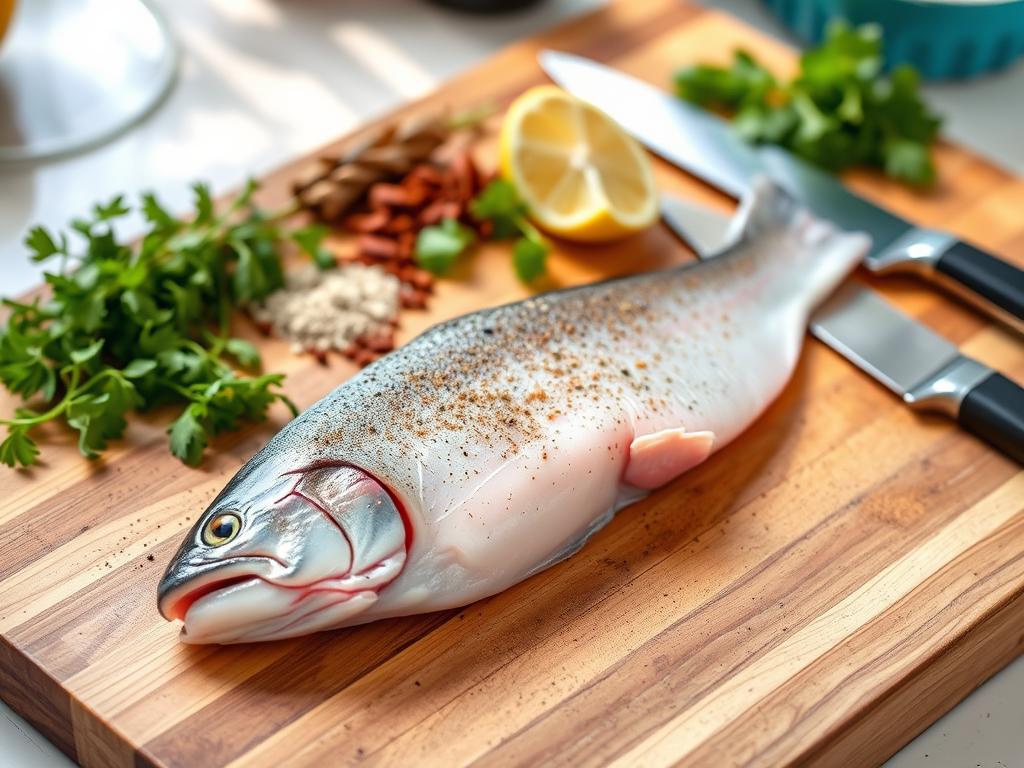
158 179 870 643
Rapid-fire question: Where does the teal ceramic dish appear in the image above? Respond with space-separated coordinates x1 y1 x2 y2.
762 0 1024 79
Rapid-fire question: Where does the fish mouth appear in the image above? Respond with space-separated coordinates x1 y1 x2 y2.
161 574 258 623
173 552 405 644
157 556 276 623
158 462 411 643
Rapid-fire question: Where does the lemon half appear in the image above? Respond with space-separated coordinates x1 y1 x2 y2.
499 85 658 242
0 0 16 49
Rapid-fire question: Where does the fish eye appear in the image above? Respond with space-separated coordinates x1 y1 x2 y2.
202 513 241 547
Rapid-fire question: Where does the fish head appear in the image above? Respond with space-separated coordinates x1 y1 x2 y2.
158 464 410 643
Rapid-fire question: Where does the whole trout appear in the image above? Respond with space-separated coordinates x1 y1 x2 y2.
158 181 869 643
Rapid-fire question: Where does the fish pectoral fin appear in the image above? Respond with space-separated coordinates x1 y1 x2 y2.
623 428 715 489
436 543 476 570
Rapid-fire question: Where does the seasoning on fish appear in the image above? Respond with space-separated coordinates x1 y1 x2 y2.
158 179 870 644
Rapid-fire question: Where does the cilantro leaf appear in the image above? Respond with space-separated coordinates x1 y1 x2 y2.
674 21 941 185
231 239 266 303
66 386 134 460
25 227 63 262
122 359 158 378
229 178 260 213
0 326 56 399
2 180 306 469
470 180 549 283
291 225 336 270
0 355 55 400
141 192 177 231
512 236 548 283
69 338 104 365
157 348 205 381
883 137 935 186
0 428 39 468
168 407 208 467
470 179 525 240
224 338 261 369
192 182 215 225
93 196 131 221
415 218 476 276
674 49 776 110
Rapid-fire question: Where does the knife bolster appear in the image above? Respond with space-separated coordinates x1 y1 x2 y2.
867 228 954 276
869 229 1024 333
903 356 992 417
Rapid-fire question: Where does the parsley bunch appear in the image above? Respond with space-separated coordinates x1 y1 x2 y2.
414 179 549 282
0 181 329 469
675 22 942 186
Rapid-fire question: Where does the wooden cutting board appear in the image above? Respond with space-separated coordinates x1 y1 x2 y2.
2 2 1022 766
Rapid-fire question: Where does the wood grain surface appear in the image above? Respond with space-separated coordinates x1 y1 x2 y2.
1 2 1022 766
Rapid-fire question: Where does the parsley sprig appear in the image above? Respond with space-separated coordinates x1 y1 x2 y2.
674 22 942 186
414 179 550 282
0 181 327 469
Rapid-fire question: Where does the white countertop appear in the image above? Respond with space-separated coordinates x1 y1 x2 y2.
1 1 1022 766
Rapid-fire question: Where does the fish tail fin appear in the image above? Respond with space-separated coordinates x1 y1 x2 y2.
724 176 802 243
727 176 872 311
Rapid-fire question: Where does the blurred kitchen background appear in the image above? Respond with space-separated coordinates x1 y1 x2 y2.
1 1 1022 766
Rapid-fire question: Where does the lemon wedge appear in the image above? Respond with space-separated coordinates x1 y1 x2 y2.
499 85 658 242
0 0 15 48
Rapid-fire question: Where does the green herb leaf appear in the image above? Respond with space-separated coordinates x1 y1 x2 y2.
224 338 261 369
673 21 942 185
93 196 131 221
291 225 335 270
141 192 177 231
230 178 260 212
883 137 935 186
168 407 208 467
470 179 550 282
470 179 525 240
69 339 104 365
415 218 476 276
231 238 268 304
0 356 55 401
25 227 63 262
192 182 215 225
0 428 39 468
0 326 57 400
122 359 158 378
1 180 305 469
157 348 204 381
512 236 548 283
66 384 134 460
674 49 776 111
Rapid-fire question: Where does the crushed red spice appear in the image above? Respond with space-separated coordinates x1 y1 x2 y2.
341 150 489 311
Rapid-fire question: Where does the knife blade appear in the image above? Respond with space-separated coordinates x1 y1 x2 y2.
540 50 1024 333
660 193 1024 463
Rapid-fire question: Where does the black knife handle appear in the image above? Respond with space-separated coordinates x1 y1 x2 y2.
936 240 1024 324
959 372 1024 464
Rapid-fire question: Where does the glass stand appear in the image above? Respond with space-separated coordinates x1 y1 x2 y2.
0 0 178 163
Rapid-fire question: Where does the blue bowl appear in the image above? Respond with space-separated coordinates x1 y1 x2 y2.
762 0 1024 79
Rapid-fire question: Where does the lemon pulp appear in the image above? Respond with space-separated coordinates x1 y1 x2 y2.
499 85 659 243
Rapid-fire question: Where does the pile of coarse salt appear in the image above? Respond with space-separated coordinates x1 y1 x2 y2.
251 263 400 358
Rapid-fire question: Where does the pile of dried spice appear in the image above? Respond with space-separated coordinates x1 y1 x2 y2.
291 111 453 222
270 104 547 367
343 149 489 308
250 263 400 366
